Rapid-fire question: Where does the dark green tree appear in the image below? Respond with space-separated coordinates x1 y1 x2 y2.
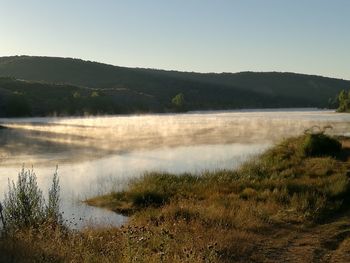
337 90 350 112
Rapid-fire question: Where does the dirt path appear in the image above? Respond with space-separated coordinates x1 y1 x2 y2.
256 140 350 263
258 212 350 262
252 139 350 262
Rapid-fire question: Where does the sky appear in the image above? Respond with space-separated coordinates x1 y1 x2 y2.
0 0 349 79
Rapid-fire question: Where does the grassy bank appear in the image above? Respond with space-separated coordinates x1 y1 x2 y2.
89 134 348 222
1 133 350 262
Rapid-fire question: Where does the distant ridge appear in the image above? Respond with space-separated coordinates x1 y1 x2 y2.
0 55 349 117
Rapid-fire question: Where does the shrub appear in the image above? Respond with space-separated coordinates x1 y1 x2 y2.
3 168 62 230
302 134 341 157
131 191 168 207
46 169 62 224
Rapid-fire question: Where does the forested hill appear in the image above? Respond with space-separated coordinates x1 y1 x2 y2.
0 55 349 117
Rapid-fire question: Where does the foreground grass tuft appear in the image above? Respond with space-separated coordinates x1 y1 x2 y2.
302 133 341 157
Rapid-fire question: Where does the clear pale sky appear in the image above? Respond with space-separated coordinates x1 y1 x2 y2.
1 0 349 79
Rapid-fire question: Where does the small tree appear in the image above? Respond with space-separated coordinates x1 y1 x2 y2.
171 93 185 111
337 90 350 112
72 91 81 99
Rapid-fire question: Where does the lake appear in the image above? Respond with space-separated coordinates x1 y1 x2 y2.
0 109 349 228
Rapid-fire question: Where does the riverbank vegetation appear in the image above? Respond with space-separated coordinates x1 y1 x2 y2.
337 89 350 112
1 133 350 262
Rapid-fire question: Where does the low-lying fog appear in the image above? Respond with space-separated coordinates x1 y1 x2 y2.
0 109 349 228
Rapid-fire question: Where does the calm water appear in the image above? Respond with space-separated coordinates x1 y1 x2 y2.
0 109 349 228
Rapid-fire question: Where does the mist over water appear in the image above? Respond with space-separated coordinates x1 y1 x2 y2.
0 109 349 228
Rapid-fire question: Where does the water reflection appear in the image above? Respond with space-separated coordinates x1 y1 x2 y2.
0 109 349 228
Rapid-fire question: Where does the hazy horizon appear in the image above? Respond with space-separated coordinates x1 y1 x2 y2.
2 54 349 81
1 0 349 79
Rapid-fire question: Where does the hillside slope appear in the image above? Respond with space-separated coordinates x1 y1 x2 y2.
0 56 349 116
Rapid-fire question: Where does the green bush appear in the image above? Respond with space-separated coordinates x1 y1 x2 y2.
302 134 341 157
3 168 62 230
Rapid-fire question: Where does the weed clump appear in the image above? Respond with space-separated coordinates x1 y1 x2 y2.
131 191 168 207
302 133 341 157
240 188 258 200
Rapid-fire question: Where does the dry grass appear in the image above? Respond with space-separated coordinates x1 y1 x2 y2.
0 225 124 262
1 134 350 262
